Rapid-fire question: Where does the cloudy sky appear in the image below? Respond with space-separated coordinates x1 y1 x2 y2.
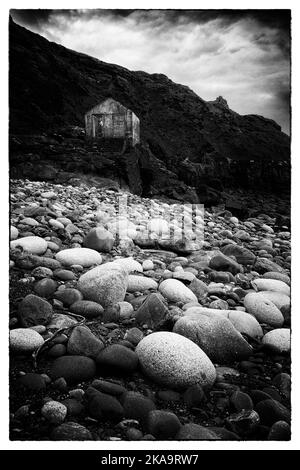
11 9 291 134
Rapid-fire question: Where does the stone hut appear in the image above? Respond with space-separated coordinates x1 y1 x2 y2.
85 98 140 146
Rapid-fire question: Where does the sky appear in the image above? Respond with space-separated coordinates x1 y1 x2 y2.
10 9 291 134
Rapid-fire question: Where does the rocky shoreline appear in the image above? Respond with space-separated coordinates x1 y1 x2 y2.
9 179 291 441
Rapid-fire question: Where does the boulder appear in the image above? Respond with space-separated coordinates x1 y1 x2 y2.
251 278 290 296
67 326 105 359
173 311 252 363
244 292 284 327
10 328 44 353
127 275 158 292
221 244 256 265
136 332 216 389
77 263 128 308
262 328 290 353
50 355 97 384
135 293 168 329
96 344 139 374
18 294 53 327
69 300 104 319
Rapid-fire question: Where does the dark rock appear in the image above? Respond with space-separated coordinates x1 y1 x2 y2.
221 244 256 265
253 258 284 274
126 428 143 440
91 379 127 397
54 288 83 307
18 373 46 391
175 423 219 440
249 390 273 405
50 355 97 384
83 227 114 252
122 392 156 425
262 387 282 402
146 410 181 439
226 410 260 437
183 384 205 408
188 278 208 300
255 399 290 426
209 253 241 274
268 421 291 440
67 326 105 359
51 422 93 440
208 427 240 440
53 269 76 281
62 398 85 417
33 278 58 298
230 391 254 412
85 386 124 422
96 344 139 374
18 294 53 327
135 293 168 329
124 327 144 346
69 300 104 319
157 390 181 403
272 373 291 399
47 344 67 357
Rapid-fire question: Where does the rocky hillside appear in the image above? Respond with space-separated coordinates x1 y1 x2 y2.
9 19 290 201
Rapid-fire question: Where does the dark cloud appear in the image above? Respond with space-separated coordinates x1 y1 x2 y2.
10 9 291 134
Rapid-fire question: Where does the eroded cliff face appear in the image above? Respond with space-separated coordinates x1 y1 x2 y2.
9 19 290 202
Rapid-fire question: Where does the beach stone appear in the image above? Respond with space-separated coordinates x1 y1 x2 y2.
10 236 47 255
209 252 241 274
127 275 158 292
174 311 252 363
255 399 290 426
67 326 105 359
221 244 256 265
47 344 67 358
18 294 53 327
18 373 47 391
230 391 253 412
34 278 57 298
272 373 291 399
208 427 240 440
122 392 156 425
142 260 154 271
49 219 65 230
31 266 53 279
226 410 260 436
135 293 168 329
53 269 76 281
262 329 290 353
159 279 197 304
244 292 284 327
183 384 205 407
69 300 104 319
255 291 290 310
113 257 143 273
48 314 78 330
85 387 124 422
83 226 115 252
136 332 216 389
117 301 134 320
51 422 92 440
251 279 290 296
227 310 263 338
157 390 181 403
10 226 18 240
41 400 67 424
254 258 284 274
176 423 219 440
146 410 181 439
268 421 291 440
262 272 290 285
61 398 85 417
96 344 139 374
54 288 83 307
188 278 208 300
91 379 126 397
77 263 128 308
124 327 144 346
50 356 97 384
56 248 102 267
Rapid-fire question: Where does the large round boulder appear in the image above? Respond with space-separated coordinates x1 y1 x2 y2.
136 332 216 390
